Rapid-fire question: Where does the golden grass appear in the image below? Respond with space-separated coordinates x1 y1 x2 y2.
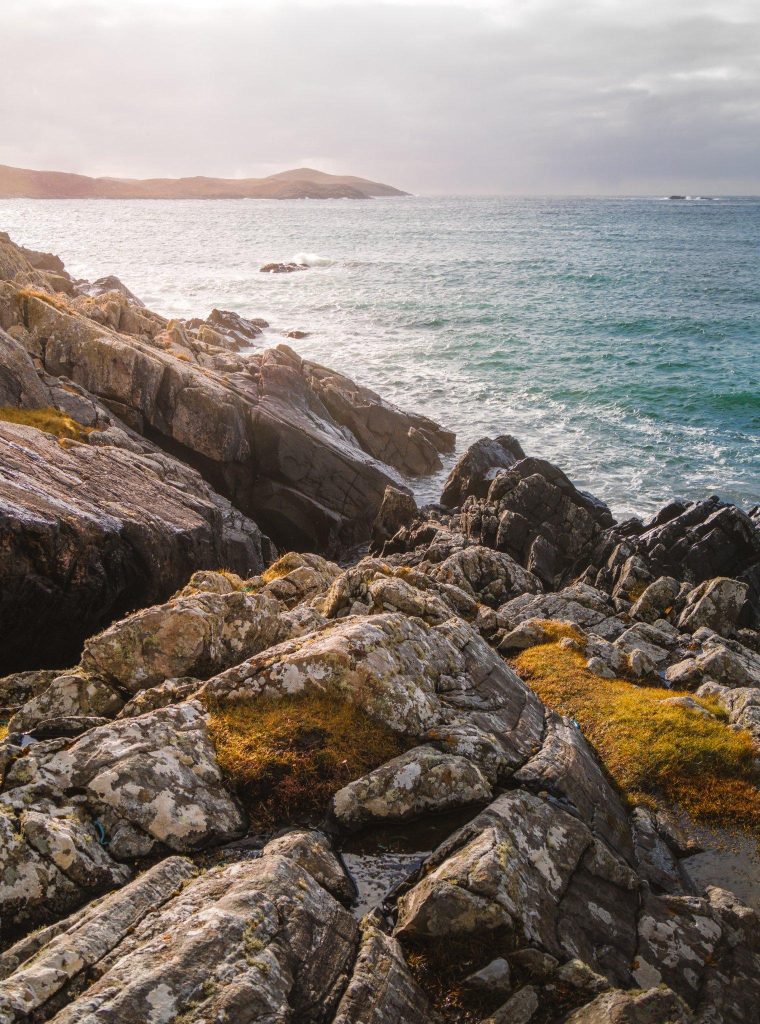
207 690 408 828
261 552 306 582
18 287 71 312
512 630 760 835
0 725 8 742
0 407 93 442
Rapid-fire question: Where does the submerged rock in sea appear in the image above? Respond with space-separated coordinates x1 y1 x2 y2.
260 261 308 273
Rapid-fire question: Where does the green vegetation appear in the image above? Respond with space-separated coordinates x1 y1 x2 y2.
512 622 760 835
0 406 93 442
206 690 408 828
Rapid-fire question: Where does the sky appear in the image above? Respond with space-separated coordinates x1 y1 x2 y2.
1 0 758 194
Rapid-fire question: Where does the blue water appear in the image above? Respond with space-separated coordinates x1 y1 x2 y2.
1 195 758 518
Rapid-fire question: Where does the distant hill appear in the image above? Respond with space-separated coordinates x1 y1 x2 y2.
0 164 409 200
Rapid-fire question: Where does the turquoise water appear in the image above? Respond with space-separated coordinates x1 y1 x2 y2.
1 195 758 517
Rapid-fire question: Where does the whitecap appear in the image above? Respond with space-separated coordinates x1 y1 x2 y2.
293 251 333 267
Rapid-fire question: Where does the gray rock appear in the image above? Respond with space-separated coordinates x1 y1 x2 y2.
634 886 760 1013
262 830 353 902
116 677 203 719
8 673 124 733
203 612 546 784
0 810 83 935
678 577 748 636
630 575 681 623
371 484 419 551
81 588 287 692
630 806 695 895
508 948 558 979
463 956 512 995
553 958 610 993
41 853 360 1024
563 987 693 1023
20 808 133 891
331 745 492 829
332 912 436 1024
26 701 246 851
0 327 51 409
431 546 542 609
441 435 525 507
514 711 634 863
0 856 196 1020
482 984 539 1024
0 420 268 673
395 790 639 986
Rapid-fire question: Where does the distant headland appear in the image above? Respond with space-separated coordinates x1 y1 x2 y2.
0 163 409 200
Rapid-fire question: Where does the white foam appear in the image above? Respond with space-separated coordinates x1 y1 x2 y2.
293 251 332 267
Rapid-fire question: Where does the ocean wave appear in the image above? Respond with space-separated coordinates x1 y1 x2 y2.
293 251 332 267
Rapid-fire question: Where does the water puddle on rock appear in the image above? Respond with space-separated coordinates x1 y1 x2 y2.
339 804 484 919
681 826 760 913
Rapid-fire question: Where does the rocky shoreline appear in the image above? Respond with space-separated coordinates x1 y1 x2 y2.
1 232 760 1023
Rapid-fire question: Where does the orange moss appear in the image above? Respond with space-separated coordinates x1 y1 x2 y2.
207 690 409 828
513 638 760 836
0 406 93 442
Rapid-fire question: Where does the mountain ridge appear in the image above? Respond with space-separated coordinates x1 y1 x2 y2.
0 163 408 200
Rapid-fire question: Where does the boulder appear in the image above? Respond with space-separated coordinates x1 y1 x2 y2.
463 956 512 996
371 485 418 550
7 673 124 733
81 588 287 692
332 912 436 1024
0 421 269 673
0 810 83 937
482 985 538 1024
629 575 680 623
203 612 546 784
20 808 133 892
564 987 693 1024
497 587 623 641
440 434 525 507
331 744 491 828
260 261 308 273
261 829 353 902
461 455 615 588
430 546 542 608
514 711 634 863
678 577 748 635
9 701 246 851
0 851 362 1024
0 857 196 1018
0 328 50 409
303 354 454 475
77 275 145 306
395 790 640 986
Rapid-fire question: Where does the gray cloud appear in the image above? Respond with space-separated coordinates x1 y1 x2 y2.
1 0 758 193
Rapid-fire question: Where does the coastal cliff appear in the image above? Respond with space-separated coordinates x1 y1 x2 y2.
1 232 760 1023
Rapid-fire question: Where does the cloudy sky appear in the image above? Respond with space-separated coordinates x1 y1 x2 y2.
1 0 758 193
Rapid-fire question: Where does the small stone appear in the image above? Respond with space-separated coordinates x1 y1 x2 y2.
463 957 512 995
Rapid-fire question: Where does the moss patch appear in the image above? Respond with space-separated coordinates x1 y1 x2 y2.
207 690 409 829
512 633 760 836
18 287 72 311
0 407 93 442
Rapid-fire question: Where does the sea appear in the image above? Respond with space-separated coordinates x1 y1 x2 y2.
1 194 758 519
